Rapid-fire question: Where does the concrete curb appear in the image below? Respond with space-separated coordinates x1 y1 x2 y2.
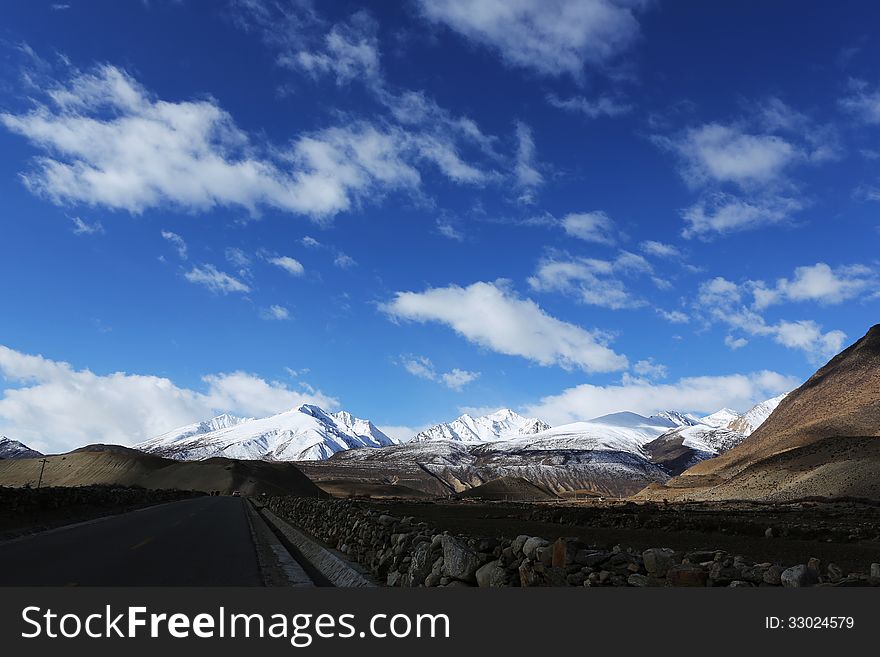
244 500 314 587
258 506 379 588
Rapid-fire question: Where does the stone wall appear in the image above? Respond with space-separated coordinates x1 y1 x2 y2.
264 497 879 588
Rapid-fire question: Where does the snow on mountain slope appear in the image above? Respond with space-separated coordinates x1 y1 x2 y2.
652 411 701 427
135 404 395 462
0 436 43 459
412 409 550 443
727 393 787 436
699 408 740 428
136 413 253 450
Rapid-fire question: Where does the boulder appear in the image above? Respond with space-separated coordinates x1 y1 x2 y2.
511 535 530 557
781 564 818 588
763 564 785 586
408 541 433 586
522 537 550 560
518 560 542 587
441 536 481 582
642 548 676 577
475 560 509 588
627 574 650 587
552 538 583 567
667 564 708 587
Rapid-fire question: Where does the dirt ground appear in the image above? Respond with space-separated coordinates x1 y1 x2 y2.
372 499 880 573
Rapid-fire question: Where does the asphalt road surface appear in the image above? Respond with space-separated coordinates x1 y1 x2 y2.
0 496 264 586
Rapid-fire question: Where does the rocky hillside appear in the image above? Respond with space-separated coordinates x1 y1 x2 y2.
638 324 880 501
0 437 42 460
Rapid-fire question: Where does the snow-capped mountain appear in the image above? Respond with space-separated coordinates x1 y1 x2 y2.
651 411 701 427
138 413 253 449
644 394 790 474
135 404 395 462
699 408 741 428
0 436 42 459
412 409 551 444
727 393 787 436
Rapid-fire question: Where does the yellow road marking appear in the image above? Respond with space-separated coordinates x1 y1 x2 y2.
130 537 154 550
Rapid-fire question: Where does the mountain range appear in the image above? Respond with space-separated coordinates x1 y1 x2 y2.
0 436 43 460
135 404 395 461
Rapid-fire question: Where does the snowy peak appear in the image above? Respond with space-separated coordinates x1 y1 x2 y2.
727 393 787 436
0 436 43 459
136 405 395 462
699 408 740 428
413 409 550 443
651 410 701 427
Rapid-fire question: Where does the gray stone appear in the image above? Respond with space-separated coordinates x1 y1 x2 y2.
518 560 541 587
511 535 530 557
475 560 509 588
826 563 844 583
667 564 708 587
440 536 481 582
871 563 880 579
522 536 550 560
642 548 676 577
408 542 433 585
763 564 785 586
729 580 754 587
781 564 818 588
627 574 650 587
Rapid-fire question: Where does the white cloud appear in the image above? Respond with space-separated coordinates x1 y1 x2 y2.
546 93 632 118
664 123 797 187
416 0 646 78
161 230 188 259
441 368 481 390
268 255 305 276
682 193 802 239
382 280 628 373
839 79 880 124
184 264 250 294
656 308 689 324
282 10 381 86
70 216 103 235
399 355 480 391
225 247 252 269
436 220 464 241
724 335 748 350
333 252 356 269
513 121 542 202
632 358 667 380
301 235 321 248
750 262 876 309
527 251 651 310
260 304 290 321
696 276 847 362
0 65 494 222
0 344 337 453
561 211 618 244
525 370 799 426
639 240 680 259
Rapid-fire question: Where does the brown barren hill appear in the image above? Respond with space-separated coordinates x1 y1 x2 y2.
0 444 327 497
637 324 880 502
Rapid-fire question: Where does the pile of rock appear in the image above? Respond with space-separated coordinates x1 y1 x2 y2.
263 497 880 587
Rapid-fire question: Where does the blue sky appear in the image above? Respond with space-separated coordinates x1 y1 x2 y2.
1 0 878 452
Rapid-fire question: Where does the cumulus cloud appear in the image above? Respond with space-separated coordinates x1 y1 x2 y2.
268 255 305 276
560 211 618 244
333 253 356 269
750 262 877 309
161 230 188 259
184 264 250 294
399 355 480 391
0 65 498 222
0 344 337 453
415 0 647 78
382 281 628 373
525 369 798 426
527 251 652 309
654 100 837 239
632 358 667 380
696 276 847 362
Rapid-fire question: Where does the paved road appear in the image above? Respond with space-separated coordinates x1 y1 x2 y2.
0 496 264 586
